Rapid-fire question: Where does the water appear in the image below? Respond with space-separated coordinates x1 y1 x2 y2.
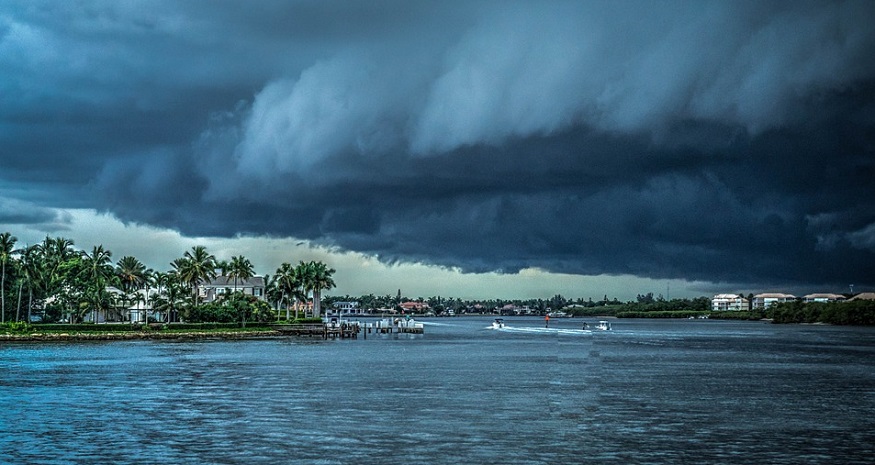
2 317 873 464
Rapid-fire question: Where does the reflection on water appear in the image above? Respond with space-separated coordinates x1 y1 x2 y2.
1 318 874 464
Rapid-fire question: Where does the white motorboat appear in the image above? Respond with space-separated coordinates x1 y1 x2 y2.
492 318 506 329
596 320 612 331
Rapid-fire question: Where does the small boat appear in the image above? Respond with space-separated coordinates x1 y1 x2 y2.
596 320 612 331
492 318 505 329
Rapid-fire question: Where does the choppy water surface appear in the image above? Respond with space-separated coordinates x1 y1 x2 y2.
2 318 873 464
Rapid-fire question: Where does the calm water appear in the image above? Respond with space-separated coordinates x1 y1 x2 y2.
2 317 874 464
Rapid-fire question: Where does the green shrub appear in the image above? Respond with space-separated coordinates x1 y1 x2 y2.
32 323 140 332
165 322 241 330
617 311 704 318
769 300 875 325
2 321 33 332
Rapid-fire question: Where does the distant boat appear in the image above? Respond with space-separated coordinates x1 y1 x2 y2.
492 318 505 329
596 321 612 331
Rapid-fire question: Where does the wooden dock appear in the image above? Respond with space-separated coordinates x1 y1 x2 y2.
270 319 424 339
270 323 359 339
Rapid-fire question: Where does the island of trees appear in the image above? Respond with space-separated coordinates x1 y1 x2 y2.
0 232 335 329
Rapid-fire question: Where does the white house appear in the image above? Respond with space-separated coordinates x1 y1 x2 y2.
711 294 749 312
803 293 846 303
199 276 266 302
752 293 796 309
332 301 364 315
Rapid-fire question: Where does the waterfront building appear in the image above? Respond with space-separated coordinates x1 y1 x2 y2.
711 294 749 312
803 293 847 303
199 276 266 303
400 301 430 313
333 301 365 315
752 293 796 309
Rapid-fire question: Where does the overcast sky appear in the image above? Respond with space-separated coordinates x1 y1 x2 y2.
1 1 874 300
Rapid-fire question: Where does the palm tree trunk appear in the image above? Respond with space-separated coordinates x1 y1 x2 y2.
313 289 321 318
16 280 23 322
1 261 5 323
27 286 32 323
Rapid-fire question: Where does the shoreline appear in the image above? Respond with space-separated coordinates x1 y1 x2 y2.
0 330 283 342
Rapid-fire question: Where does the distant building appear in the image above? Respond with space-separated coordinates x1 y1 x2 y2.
752 293 796 309
803 293 846 303
711 294 749 312
199 276 266 302
499 304 535 315
400 301 430 313
848 292 875 301
333 301 365 315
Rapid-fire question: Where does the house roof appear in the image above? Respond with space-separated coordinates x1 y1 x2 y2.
400 301 429 308
754 293 795 299
849 292 875 301
804 293 846 299
202 276 265 287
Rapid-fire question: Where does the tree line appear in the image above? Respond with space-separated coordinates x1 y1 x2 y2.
0 232 335 325
321 293 713 316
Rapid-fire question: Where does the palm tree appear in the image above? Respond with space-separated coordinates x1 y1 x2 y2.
81 245 114 323
274 262 303 320
175 246 216 309
215 259 230 278
142 267 156 322
264 273 282 319
1 232 17 323
34 237 77 316
115 256 147 323
153 271 185 323
17 244 42 322
228 255 254 293
116 256 147 294
302 261 335 318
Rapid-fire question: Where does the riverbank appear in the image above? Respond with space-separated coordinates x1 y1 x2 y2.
0 328 282 342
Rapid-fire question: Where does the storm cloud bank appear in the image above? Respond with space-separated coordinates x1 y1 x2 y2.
2 1 875 289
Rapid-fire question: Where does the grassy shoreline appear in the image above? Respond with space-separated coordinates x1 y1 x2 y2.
0 326 283 342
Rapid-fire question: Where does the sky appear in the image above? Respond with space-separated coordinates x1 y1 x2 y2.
1 1 874 300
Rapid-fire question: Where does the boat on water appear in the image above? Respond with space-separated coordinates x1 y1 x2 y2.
492 318 505 329
596 320 612 331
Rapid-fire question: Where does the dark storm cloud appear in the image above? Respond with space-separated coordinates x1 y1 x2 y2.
2 1 875 290
0 195 71 230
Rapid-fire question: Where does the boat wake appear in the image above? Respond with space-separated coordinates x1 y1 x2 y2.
419 321 454 327
488 326 592 335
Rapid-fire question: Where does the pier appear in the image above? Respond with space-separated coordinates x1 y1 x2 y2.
270 322 360 339
270 318 424 339
363 318 424 335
